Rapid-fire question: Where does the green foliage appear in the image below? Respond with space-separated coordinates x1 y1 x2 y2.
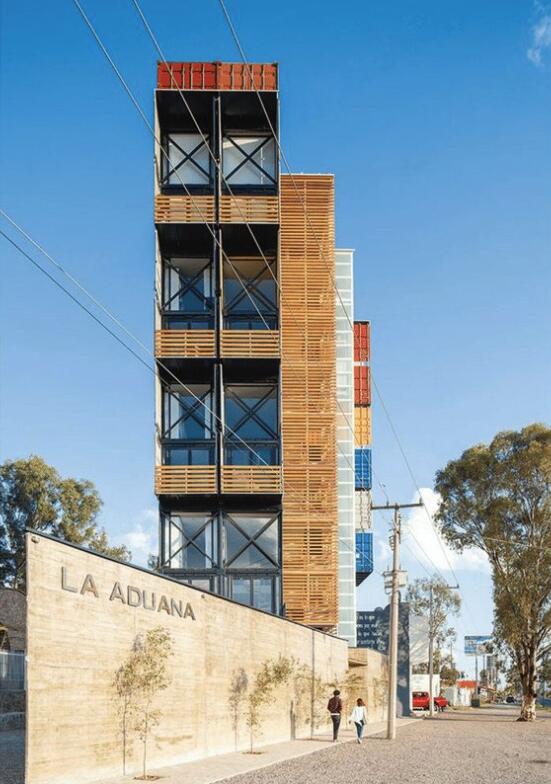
435 424 551 720
407 577 460 641
0 455 131 587
114 627 174 779
245 655 295 752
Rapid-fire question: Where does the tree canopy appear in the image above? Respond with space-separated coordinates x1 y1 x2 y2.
435 423 551 720
0 455 131 588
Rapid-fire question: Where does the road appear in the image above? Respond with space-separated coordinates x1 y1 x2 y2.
227 706 551 784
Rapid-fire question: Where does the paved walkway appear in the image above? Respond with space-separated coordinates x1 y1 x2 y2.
98 717 418 784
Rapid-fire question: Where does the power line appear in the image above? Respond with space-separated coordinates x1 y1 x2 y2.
216 0 472 612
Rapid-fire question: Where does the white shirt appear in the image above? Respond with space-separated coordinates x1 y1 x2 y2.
350 705 367 723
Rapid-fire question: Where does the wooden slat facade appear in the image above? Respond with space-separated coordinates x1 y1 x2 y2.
155 466 217 495
154 195 215 224
219 195 279 224
155 330 216 358
221 466 282 494
220 330 280 358
280 174 338 629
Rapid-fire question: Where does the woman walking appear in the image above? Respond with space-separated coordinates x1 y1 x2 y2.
349 698 367 743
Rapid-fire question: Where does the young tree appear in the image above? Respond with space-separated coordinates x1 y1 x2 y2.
246 656 294 753
228 668 249 750
0 455 131 587
115 627 174 780
407 577 461 716
435 424 551 721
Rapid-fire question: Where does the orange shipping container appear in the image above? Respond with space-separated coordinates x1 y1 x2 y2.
354 405 372 446
354 365 371 406
354 321 370 362
157 62 278 91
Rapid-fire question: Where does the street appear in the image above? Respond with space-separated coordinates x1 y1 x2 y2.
227 707 551 784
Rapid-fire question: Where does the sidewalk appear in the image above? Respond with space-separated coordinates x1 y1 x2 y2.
98 717 419 784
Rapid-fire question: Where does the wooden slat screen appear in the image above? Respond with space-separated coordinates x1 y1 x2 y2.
219 195 279 224
155 330 215 358
154 195 215 224
280 174 338 629
221 466 282 494
220 330 280 358
155 466 217 495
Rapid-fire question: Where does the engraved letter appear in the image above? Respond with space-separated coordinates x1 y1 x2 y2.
142 590 156 611
80 574 99 598
127 586 142 607
170 599 183 618
184 603 196 621
61 567 78 593
110 582 126 604
157 595 171 615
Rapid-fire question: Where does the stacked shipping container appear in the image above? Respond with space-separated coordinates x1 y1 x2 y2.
354 321 373 583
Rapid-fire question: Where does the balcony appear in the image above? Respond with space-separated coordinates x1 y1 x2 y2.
221 465 282 494
155 466 217 495
221 330 280 358
155 194 215 224
219 195 279 224
155 330 215 358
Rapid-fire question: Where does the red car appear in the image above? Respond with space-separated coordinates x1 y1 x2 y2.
412 691 448 712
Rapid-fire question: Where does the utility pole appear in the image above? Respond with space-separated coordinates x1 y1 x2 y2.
372 501 422 740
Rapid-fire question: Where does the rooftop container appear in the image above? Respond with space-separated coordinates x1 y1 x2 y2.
157 62 278 91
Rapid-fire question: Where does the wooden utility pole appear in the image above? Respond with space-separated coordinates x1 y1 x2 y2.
372 501 422 740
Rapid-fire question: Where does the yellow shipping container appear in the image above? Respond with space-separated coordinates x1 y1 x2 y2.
354 405 372 446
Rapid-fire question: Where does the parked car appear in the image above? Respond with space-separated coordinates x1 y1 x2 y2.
505 695 516 704
412 691 449 712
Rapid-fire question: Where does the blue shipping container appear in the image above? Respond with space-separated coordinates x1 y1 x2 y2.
355 448 372 490
355 531 374 579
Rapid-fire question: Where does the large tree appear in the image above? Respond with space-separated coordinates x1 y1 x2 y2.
0 455 131 588
435 424 551 721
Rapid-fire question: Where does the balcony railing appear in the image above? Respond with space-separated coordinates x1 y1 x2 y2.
155 466 217 495
220 330 280 358
155 330 216 358
219 195 279 224
154 194 215 224
221 465 282 494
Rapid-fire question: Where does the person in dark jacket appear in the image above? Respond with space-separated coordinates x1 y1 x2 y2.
327 689 343 741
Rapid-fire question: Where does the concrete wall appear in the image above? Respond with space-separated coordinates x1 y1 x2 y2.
26 533 350 784
348 648 389 724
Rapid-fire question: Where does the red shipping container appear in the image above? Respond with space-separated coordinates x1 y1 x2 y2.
354 321 371 362
157 62 278 91
354 365 371 406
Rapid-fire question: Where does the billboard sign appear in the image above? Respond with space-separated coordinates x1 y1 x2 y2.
464 635 492 655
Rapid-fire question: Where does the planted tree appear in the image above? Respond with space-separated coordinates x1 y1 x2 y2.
435 424 551 721
0 455 131 587
246 656 294 753
407 577 461 715
115 627 174 780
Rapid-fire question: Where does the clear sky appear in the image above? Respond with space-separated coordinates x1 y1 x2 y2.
1 0 550 677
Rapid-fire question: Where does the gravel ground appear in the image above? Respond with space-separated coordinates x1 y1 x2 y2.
0 730 24 784
226 707 551 784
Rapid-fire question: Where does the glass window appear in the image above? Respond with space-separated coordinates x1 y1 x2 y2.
164 133 211 186
225 386 277 439
222 136 276 186
163 444 214 466
163 258 213 314
224 514 279 569
223 257 277 329
165 513 217 570
231 577 251 606
163 385 214 441
253 578 273 612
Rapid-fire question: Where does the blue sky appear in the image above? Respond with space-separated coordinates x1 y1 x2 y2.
1 0 550 676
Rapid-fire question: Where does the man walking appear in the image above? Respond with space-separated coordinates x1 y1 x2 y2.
327 689 343 741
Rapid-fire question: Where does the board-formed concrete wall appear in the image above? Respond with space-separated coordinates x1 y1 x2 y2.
26 533 351 784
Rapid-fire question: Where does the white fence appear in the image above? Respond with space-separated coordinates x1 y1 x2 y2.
0 651 25 691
